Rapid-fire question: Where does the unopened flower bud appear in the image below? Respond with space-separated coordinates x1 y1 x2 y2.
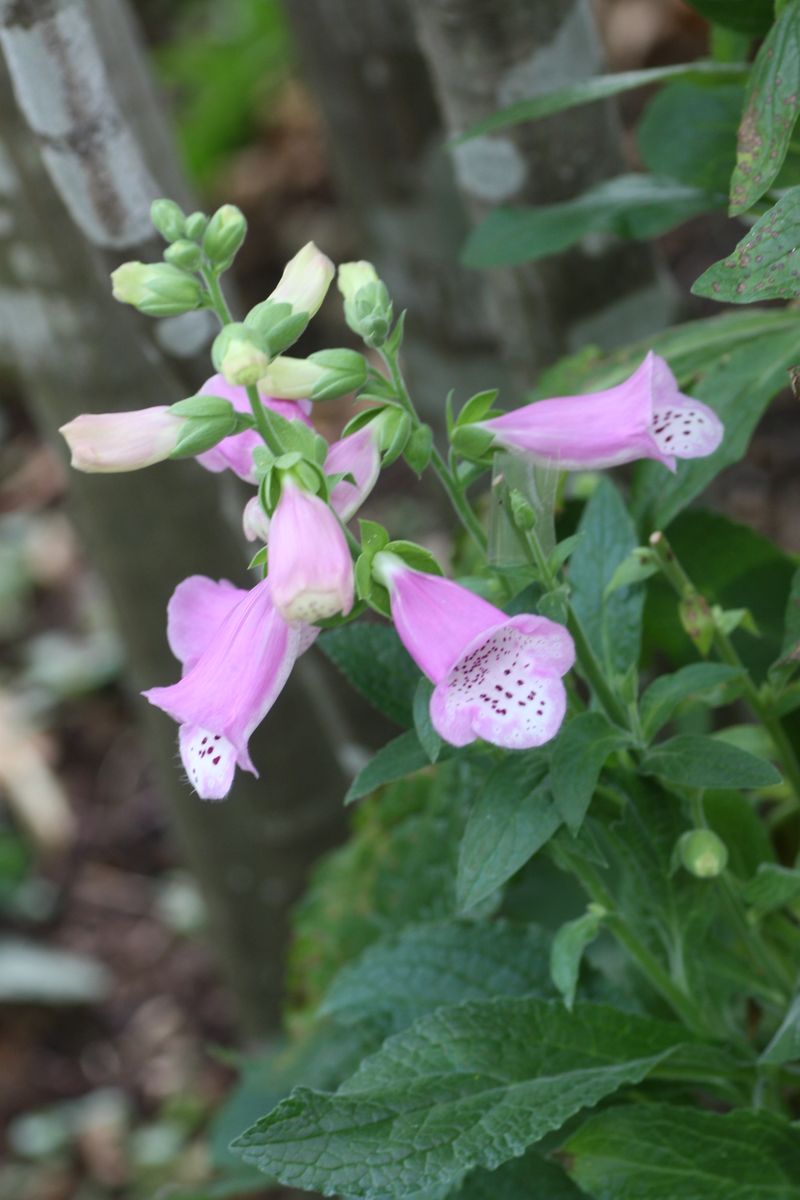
259 349 367 402
337 260 393 347
268 242 334 317
270 480 354 623
164 239 203 270
150 198 186 243
678 829 728 879
60 407 186 472
219 334 271 388
203 204 247 266
184 211 208 241
243 496 271 543
111 261 203 317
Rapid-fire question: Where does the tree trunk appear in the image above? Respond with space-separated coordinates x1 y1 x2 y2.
0 0 350 1035
408 0 676 388
283 0 505 412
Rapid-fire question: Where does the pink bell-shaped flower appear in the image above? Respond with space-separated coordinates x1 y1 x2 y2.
478 352 723 472
269 481 355 623
59 406 185 472
144 575 313 799
373 553 575 750
194 374 312 483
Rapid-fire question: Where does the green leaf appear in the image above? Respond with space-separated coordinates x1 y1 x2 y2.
413 678 442 763
462 176 719 268
604 547 659 597
730 0 800 213
551 713 630 835
457 754 559 910
319 920 554 1031
761 993 800 1064
743 863 800 917
774 563 800 674
685 0 774 36
631 327 800 530
639 81 744 196
640 663 744 740
231 1000 691 1197
570 478 643 675
319 623 421 727
644 733 781 789
456 1151 583 1200
455 61 746 142
550 908 604 1010
345 731 433 804
695 187 800 301
563 1103 800 1198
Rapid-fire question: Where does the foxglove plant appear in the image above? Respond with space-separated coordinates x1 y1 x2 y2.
61 194 800 1199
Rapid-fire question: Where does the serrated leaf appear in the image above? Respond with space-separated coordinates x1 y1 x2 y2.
570 478 643 675
743 863 800 917
457 754 558 910
455 61 746 142
319 920 554 1030
644 733 781 789
319 623 421 726
640 663 744 741
551 713 630 835
462 176 719 268
729 1 800 213
345 730 433 804
231 1000 691 1198
631 327 800 530
550 908 604 1010
413 678 442 763
761 993 800 1064
563 1103 800 1198
695 187 800 301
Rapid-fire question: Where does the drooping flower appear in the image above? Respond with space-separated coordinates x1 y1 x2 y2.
478 352 723 472
59 407 186 472
268 481 354 623
194 374 312 483
373 552 575 750
144 575 313 799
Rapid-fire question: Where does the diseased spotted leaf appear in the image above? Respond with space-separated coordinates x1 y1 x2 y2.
694 187 800 302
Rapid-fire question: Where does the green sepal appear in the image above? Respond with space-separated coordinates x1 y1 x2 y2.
355 552 391 617
383 308 406 356
403 424 433 475
248 545 269 572
456 388 500 427
308 349 368 401
245 300 310 356
169 394 235 420
548 533 581 573
169 415 237 458
359 519 390 554
384 540 444 576
163 239 203 270
311 600 368 630
450 423 495 462
714 604 759 637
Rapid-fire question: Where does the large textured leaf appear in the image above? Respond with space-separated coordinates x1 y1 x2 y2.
631 327 800 530
564 1104 800 1198
551 712 630 834
640 663 744 741
644 734 781 789
345 731 433 804
730 0 800 213
695 187 800 302
456 61 746 141
231 1000 691 1198
457 754 559 910
639 81 743 195
319 623 420 726
570 478 642 675
320 920 554 1030
462 176 717 268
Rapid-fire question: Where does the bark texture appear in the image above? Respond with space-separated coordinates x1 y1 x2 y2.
0 0 350 1035
409 0 676 388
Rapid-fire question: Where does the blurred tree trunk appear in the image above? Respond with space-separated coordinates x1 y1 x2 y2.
408 0 676 387
283 0 504 411
0 0 350 1035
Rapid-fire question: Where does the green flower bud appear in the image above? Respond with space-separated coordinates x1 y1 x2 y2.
184 211 209 241
678 829 728 879
219 334 271 388
203 204 247 267
164 239 203 270
259 349 367 402
268 242 334 317
337 261 393 347
110 261 203 317
150 198 186 243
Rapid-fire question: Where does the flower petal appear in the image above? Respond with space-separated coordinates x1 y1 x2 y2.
194 374 312 482
650 396 724 460
269 483 354 623
166 575 246 670
430 622 568 749
326 425 380 522
179 724 238 800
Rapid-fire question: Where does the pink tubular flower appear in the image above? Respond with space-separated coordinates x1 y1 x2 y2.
144 575 314 800
269 481 354 623
195 374 312 483
325 424 381 522
373 553 575 750
59 407 185 472
479 352 723 472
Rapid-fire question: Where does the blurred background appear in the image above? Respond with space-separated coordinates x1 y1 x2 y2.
1 1 798 1196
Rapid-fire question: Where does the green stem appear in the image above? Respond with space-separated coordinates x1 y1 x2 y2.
380 348 487 552
202 267 234 325
649 531 800 812
245 384 283 456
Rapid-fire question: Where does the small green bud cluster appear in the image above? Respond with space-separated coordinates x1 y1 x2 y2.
337 261 394 348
